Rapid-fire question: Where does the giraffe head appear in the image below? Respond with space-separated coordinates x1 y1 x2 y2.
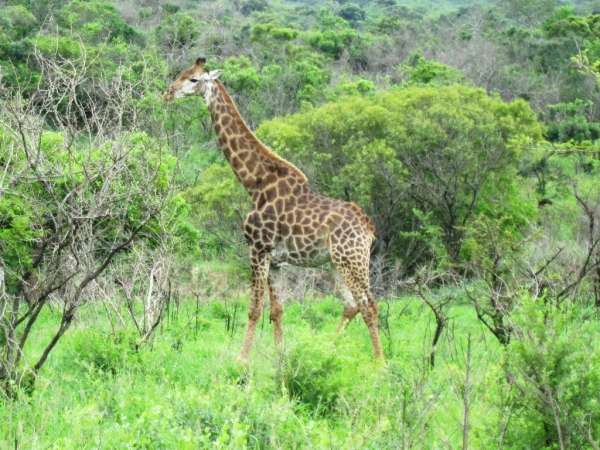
163 57 223 102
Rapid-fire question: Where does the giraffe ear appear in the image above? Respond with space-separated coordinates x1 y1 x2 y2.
207 69 223 79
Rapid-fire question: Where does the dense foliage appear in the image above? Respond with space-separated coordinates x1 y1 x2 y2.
1 0 600 448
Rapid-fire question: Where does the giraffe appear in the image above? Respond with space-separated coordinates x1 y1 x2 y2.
164 57 384 361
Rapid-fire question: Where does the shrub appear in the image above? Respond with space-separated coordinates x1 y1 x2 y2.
284 332 354 413
69 328 138 375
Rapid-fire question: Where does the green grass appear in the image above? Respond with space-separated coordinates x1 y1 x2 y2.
0 294 520 448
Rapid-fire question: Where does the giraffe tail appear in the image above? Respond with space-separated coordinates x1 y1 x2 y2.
370 233 383 256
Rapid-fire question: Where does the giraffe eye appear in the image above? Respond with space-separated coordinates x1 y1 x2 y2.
190 78 199 83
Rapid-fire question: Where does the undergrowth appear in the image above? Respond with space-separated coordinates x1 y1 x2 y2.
2 292 592 449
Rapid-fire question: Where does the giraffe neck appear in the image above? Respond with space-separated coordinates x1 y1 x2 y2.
205 80 307 196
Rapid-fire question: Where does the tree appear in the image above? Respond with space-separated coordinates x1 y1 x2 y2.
56 0 143 45
497 0 558 28
398 53 466 86
0 44 184 392
304 9 359 60
338 3 366 25
155 12 200 59
257 85 543 268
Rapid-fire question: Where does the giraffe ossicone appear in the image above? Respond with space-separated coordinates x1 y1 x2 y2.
164 57 384 361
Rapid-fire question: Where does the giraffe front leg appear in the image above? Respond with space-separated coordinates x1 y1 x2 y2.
238 252 271 362
268 271 284 346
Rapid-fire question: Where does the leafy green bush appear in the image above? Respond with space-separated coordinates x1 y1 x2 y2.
504 295 600 447
69 328 138 375
399 52 466 86
284 332 354 413
545 100 600 143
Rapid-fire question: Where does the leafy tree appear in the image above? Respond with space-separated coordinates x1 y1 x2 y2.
257 85 543 266
220 56 261 95
250 23 299 44
162 3 181 15
542 6 598 39
0 5 36 40
304 9 358 60
0 45 188 392
497 0 558 28
338 3 366 25
399 53 466 86
3 0 69 21
56 0 143 45
183 163 249 258
155 11 200 54
0 5 36 62
240 0 269 16
545 100 600 143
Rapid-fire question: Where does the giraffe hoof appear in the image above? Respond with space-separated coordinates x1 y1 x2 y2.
373 356 386 368
236 355 249 365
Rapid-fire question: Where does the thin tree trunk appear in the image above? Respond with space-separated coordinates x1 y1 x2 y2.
462 334 472 450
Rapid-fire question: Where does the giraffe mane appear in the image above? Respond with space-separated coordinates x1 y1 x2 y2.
213 79 308 184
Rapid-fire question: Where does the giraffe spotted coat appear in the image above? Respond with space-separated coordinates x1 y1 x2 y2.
164 58 383 361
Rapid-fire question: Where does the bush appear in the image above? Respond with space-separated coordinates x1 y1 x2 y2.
284 332 354 413
504 295 600 447
69 328 138 375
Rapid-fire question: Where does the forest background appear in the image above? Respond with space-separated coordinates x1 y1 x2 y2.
2 0 600 448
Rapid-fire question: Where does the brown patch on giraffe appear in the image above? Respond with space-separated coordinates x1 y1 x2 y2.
265 188 277 203
231 156 242 170
263 204 276 219
278 180 291 197
279 222 290 236
274 198 284 214
228 120 240 134
256 192 267 209
285 197 296 209
246 156 257 173
262 173 276 187
229 136 239 151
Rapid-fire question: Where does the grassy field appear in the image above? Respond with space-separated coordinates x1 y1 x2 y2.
1 285 514 449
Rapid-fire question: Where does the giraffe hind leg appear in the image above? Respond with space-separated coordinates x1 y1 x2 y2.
333 267 359 332
331 257 384 359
